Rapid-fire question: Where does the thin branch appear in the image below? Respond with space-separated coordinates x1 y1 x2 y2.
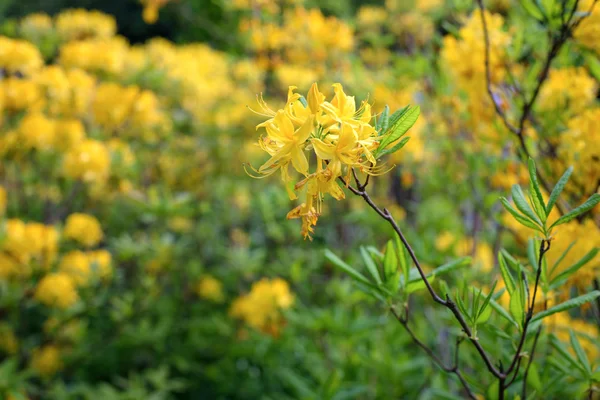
521 326 543 398
503 240 551 379
390 307 476 400
340 175 505 379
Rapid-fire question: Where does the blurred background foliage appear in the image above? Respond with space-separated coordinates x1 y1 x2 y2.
0 0 598 399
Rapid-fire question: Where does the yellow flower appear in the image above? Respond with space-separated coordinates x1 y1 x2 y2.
87 249 113 280
63 213 103 247
35 273 79 309
54 119 86 151
251 83 406 239
0 36 44 76
0 324 19 354
19 112 56 151
55 9 117 40
574 0 600 53
58 250 91 286
230 277 294 336
195 275 225 302
1 77 43 111
30 345 63 377
538 67 597 115
62 139 111 184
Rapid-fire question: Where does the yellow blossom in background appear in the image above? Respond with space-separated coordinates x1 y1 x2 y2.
0 36 44 76
230 278 294 336
0 324 19 354
63 139 111 184
59 37 129 75
20 13 53 37
30 345 63 377
415 0 443 13
538 67 597 115
35 273 79 309
195 275 225 302
140 0 172 24
53 119 86 151
59 250 92 286
63 213 104 247
545 220 599 291
0 77 43 112
574 0 600 53
87 249 113 279
558 107 600 196
441 10 510 85
55 9 117 40
356 6 387 29
19 112 56 151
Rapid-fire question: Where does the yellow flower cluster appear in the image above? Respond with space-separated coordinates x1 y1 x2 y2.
538 67 597 115
558 107 600 196
240 7 353 86
34 272 79 309
546 220 599 291
60 37 130 75
0 36 44 76
251 83 391 239
0 219 58 279
441 10 510 86
229 278 294 336
574 0 600 53
30 345 64 377
140 0 172 24
63 213 104 247
59 249 112 285
195 275 225 302
55 9 117 40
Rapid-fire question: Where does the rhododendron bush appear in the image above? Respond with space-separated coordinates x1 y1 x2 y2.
0 1 599 399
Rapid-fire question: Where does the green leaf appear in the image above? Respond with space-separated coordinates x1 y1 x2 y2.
545 166 573 215
527 364 542 393
511 185 543 226
498 251 515 295
420 257 471 281
489 299 519 327
406 278 431 294
360 247 382 285
549 248 598 290
376 105 420 156
528 158 546 221
510 278 525 327
550 334 586 374
521 0 545 20
531 291 600 323
569 330 591 377
500 198 543 232
477 281 497 323
325 249 372 286
383 241 398 281
550 194 600 228
550 240 576 275
377 136 410 157
378 104 390 134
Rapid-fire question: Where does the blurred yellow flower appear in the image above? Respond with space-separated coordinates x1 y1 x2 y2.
230 278 294 336
196 275 225 302
63 139 111 184
63 213 104 247
35 273 79 309
30 345 63 377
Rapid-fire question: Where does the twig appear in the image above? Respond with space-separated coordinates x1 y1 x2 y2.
475 0 589 214
521 326 543 398
390 307 476 400
340 175 505 379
